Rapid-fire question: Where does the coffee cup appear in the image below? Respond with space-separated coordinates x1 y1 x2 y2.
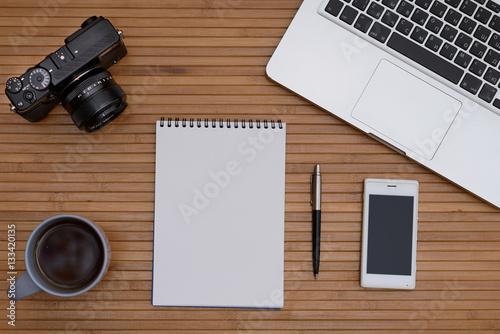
10 215 110 301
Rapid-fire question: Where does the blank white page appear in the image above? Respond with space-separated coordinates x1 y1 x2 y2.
152 119 286 308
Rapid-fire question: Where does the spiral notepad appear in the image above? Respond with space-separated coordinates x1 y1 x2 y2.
152 118 286 308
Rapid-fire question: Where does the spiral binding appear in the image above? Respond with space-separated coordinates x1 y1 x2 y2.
160 117 283 129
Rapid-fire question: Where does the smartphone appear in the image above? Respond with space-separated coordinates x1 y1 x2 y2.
360 178 419 289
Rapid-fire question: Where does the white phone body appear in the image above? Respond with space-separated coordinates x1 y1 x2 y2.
361 178 419 289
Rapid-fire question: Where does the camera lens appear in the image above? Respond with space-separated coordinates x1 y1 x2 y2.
61 68 127 132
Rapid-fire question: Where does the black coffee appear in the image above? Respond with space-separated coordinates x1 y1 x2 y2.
34 221 104 290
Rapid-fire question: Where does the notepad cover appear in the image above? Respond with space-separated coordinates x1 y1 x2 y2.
152 120 286 308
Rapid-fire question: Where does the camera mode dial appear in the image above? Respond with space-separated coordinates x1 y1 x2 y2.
6 77 22 93
29 68 51 91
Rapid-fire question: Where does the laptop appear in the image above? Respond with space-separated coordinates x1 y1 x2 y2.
267 0 500 208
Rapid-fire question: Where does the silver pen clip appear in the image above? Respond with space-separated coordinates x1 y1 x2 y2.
311 164 321 210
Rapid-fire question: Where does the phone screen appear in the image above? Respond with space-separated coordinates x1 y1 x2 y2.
367 194 414 276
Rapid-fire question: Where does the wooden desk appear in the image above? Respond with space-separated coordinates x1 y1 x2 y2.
1 0 499 332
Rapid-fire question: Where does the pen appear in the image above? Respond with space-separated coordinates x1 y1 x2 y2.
311 164 321 279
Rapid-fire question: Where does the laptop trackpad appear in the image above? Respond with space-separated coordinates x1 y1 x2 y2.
351 59 462 160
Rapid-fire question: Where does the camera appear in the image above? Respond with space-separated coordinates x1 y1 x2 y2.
5 16 128 132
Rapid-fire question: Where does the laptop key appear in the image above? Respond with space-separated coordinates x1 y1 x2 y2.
426 16 444 33
411 8 429 25
474 25 492 42
355 14 374 32
479 83 497 103
460 73 482 94
382 10 400 27
430 1 447 17
353 0 370 11
397 0 414 17
470 41 487 58
484 49 500 66
415 0 432 9
369 22 391 42
486 0 500 13
440 42 459 59
493 98 500 109
484 67 500 84
445 0 461 8
488 33 500 50
326 0 345 16
411 26 428 43
367 2 385 18
425 34 443 51
469 59 487 76
397 18 414 35
455 32 473 50
340 6 359 24
459 0 478 16
490 16 500 33
455 51 473 68
459 17 477 34
441 24 458 41
382 0 400 9
475 7 493 24
387 32 464 84
445 8 462 26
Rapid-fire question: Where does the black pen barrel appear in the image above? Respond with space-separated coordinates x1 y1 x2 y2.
312 210 321 277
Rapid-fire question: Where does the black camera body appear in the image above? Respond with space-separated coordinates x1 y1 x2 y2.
5 16 128 132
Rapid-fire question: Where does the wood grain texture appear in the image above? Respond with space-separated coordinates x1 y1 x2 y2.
1 0 499 332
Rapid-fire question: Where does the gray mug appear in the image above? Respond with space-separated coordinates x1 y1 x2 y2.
10 215 110 301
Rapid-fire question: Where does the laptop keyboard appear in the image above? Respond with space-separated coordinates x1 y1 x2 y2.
322 0 500 110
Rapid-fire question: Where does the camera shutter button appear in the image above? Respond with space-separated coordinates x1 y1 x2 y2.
24 91 35 101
